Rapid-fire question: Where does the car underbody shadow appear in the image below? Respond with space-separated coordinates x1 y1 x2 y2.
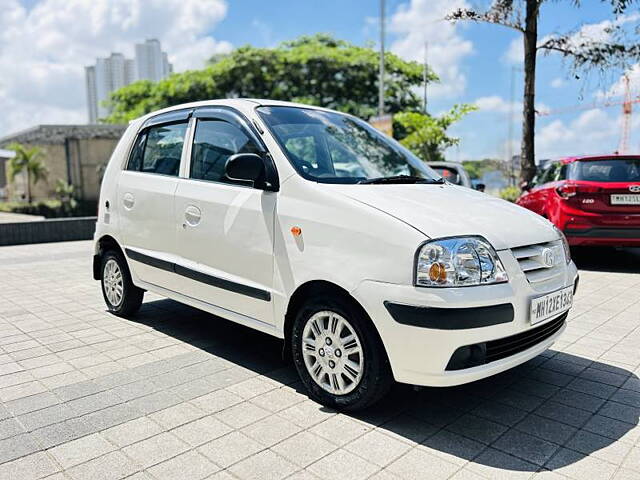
129 297 639 474
572 246 640 273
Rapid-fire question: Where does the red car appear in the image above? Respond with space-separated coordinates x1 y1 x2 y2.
517 155 640 247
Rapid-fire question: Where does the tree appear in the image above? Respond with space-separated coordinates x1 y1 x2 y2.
6 143 48 203
54 179 77 216
106 34 436 123
447 0 639 185
393 104 477 161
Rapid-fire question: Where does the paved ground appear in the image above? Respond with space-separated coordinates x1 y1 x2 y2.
0 212 45 223
0 241 638 480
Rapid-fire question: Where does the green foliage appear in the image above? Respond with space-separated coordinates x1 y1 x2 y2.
462 158 506 179
6 143 48 204
54 179 78 216
0 198 95 218
106 34 436 123
0 199 62 217
392 104 477 161
499 186 522 202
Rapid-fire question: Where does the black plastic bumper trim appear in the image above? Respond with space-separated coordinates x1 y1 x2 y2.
124 248 271 302
445 311 567 371
565 227 640 239
383 301 514 330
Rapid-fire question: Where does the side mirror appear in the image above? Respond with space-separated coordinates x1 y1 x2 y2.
225 153 266 188
520 181 531 192
475 183 485 192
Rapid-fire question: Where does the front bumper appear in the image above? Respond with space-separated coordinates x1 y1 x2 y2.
352 252 579 387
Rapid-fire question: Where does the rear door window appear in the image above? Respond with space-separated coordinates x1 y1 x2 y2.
127 122 188 176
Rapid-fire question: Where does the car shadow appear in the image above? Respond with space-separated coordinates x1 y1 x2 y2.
130 298 639 474
572 246 640 273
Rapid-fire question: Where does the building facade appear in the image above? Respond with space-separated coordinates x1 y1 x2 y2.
85 40 172 123
0 149 16 200
135 39 173 82
0 125 126 202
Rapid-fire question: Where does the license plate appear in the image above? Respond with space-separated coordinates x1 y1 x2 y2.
611 194 640 205
530 286 573 325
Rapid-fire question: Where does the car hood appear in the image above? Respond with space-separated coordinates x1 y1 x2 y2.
328 183 558 250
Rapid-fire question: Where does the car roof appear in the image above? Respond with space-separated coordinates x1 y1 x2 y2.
134 98 340 124
557 154 640 165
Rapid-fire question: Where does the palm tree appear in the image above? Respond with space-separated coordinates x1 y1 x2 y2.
6 143 48 203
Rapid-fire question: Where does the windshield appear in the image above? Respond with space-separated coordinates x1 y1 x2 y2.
569 158 640 183
257 106 440 184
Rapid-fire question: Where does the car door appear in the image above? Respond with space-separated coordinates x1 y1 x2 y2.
537 163 561 217
172 108 277 326
523 164 554 216
117 110 191 288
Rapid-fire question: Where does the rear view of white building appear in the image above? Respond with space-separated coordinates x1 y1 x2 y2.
134 39 173 82
85 40 173 123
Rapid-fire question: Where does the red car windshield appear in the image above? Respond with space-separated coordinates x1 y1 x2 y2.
568 158 640 183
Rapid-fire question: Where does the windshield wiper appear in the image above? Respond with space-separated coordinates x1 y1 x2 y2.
358 175 445 185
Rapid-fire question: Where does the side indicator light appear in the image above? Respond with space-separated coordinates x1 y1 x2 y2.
291 226 302 237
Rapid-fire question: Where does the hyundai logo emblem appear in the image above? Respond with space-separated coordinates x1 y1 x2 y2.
629 185 640 193
541 248 555 268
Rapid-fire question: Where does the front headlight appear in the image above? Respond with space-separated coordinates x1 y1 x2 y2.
553 226 571 264
415 236 508 287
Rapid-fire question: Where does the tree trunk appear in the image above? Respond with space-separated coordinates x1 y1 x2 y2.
520 0 539 186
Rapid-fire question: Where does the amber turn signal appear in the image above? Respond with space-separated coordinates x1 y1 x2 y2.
291 226 302 237
429 262 447 283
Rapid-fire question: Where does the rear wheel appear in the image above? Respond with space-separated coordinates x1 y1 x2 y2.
292 296 392 411
100 250 143 317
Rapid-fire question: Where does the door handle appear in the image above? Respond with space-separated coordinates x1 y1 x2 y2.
184 205 202 227
123 193 135 209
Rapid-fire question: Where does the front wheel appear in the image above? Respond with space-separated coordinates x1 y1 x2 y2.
292 296 392 411
100 250 143 317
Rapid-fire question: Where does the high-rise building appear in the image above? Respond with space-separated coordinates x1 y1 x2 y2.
85 40 172 123
135 39 173 82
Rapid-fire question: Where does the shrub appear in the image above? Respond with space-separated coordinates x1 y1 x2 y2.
0 199 97 218
499 186 521 203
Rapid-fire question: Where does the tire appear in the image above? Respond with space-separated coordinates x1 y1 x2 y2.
292 295 393 411
100 250 144 317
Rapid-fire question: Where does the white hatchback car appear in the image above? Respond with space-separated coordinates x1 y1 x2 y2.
94 99 578 410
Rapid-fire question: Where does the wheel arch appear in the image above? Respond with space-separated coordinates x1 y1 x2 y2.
93 235 125 280
282 280 387 361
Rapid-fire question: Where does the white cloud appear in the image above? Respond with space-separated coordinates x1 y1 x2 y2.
473 95 549 115
561 12 640 48
0 0 231 137
475 96 521 114
389 0 473 98
596 63 640 99
503 38 523 64
536 107 638 158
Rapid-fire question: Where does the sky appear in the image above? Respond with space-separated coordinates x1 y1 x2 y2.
1 0 639 161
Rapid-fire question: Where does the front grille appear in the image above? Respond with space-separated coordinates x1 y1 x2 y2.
445 312 567 371
511 241 565 288
485 312 567 364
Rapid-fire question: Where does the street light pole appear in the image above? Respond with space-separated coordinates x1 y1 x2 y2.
507 66 516 186
423 41 428 113
378 0 385 117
